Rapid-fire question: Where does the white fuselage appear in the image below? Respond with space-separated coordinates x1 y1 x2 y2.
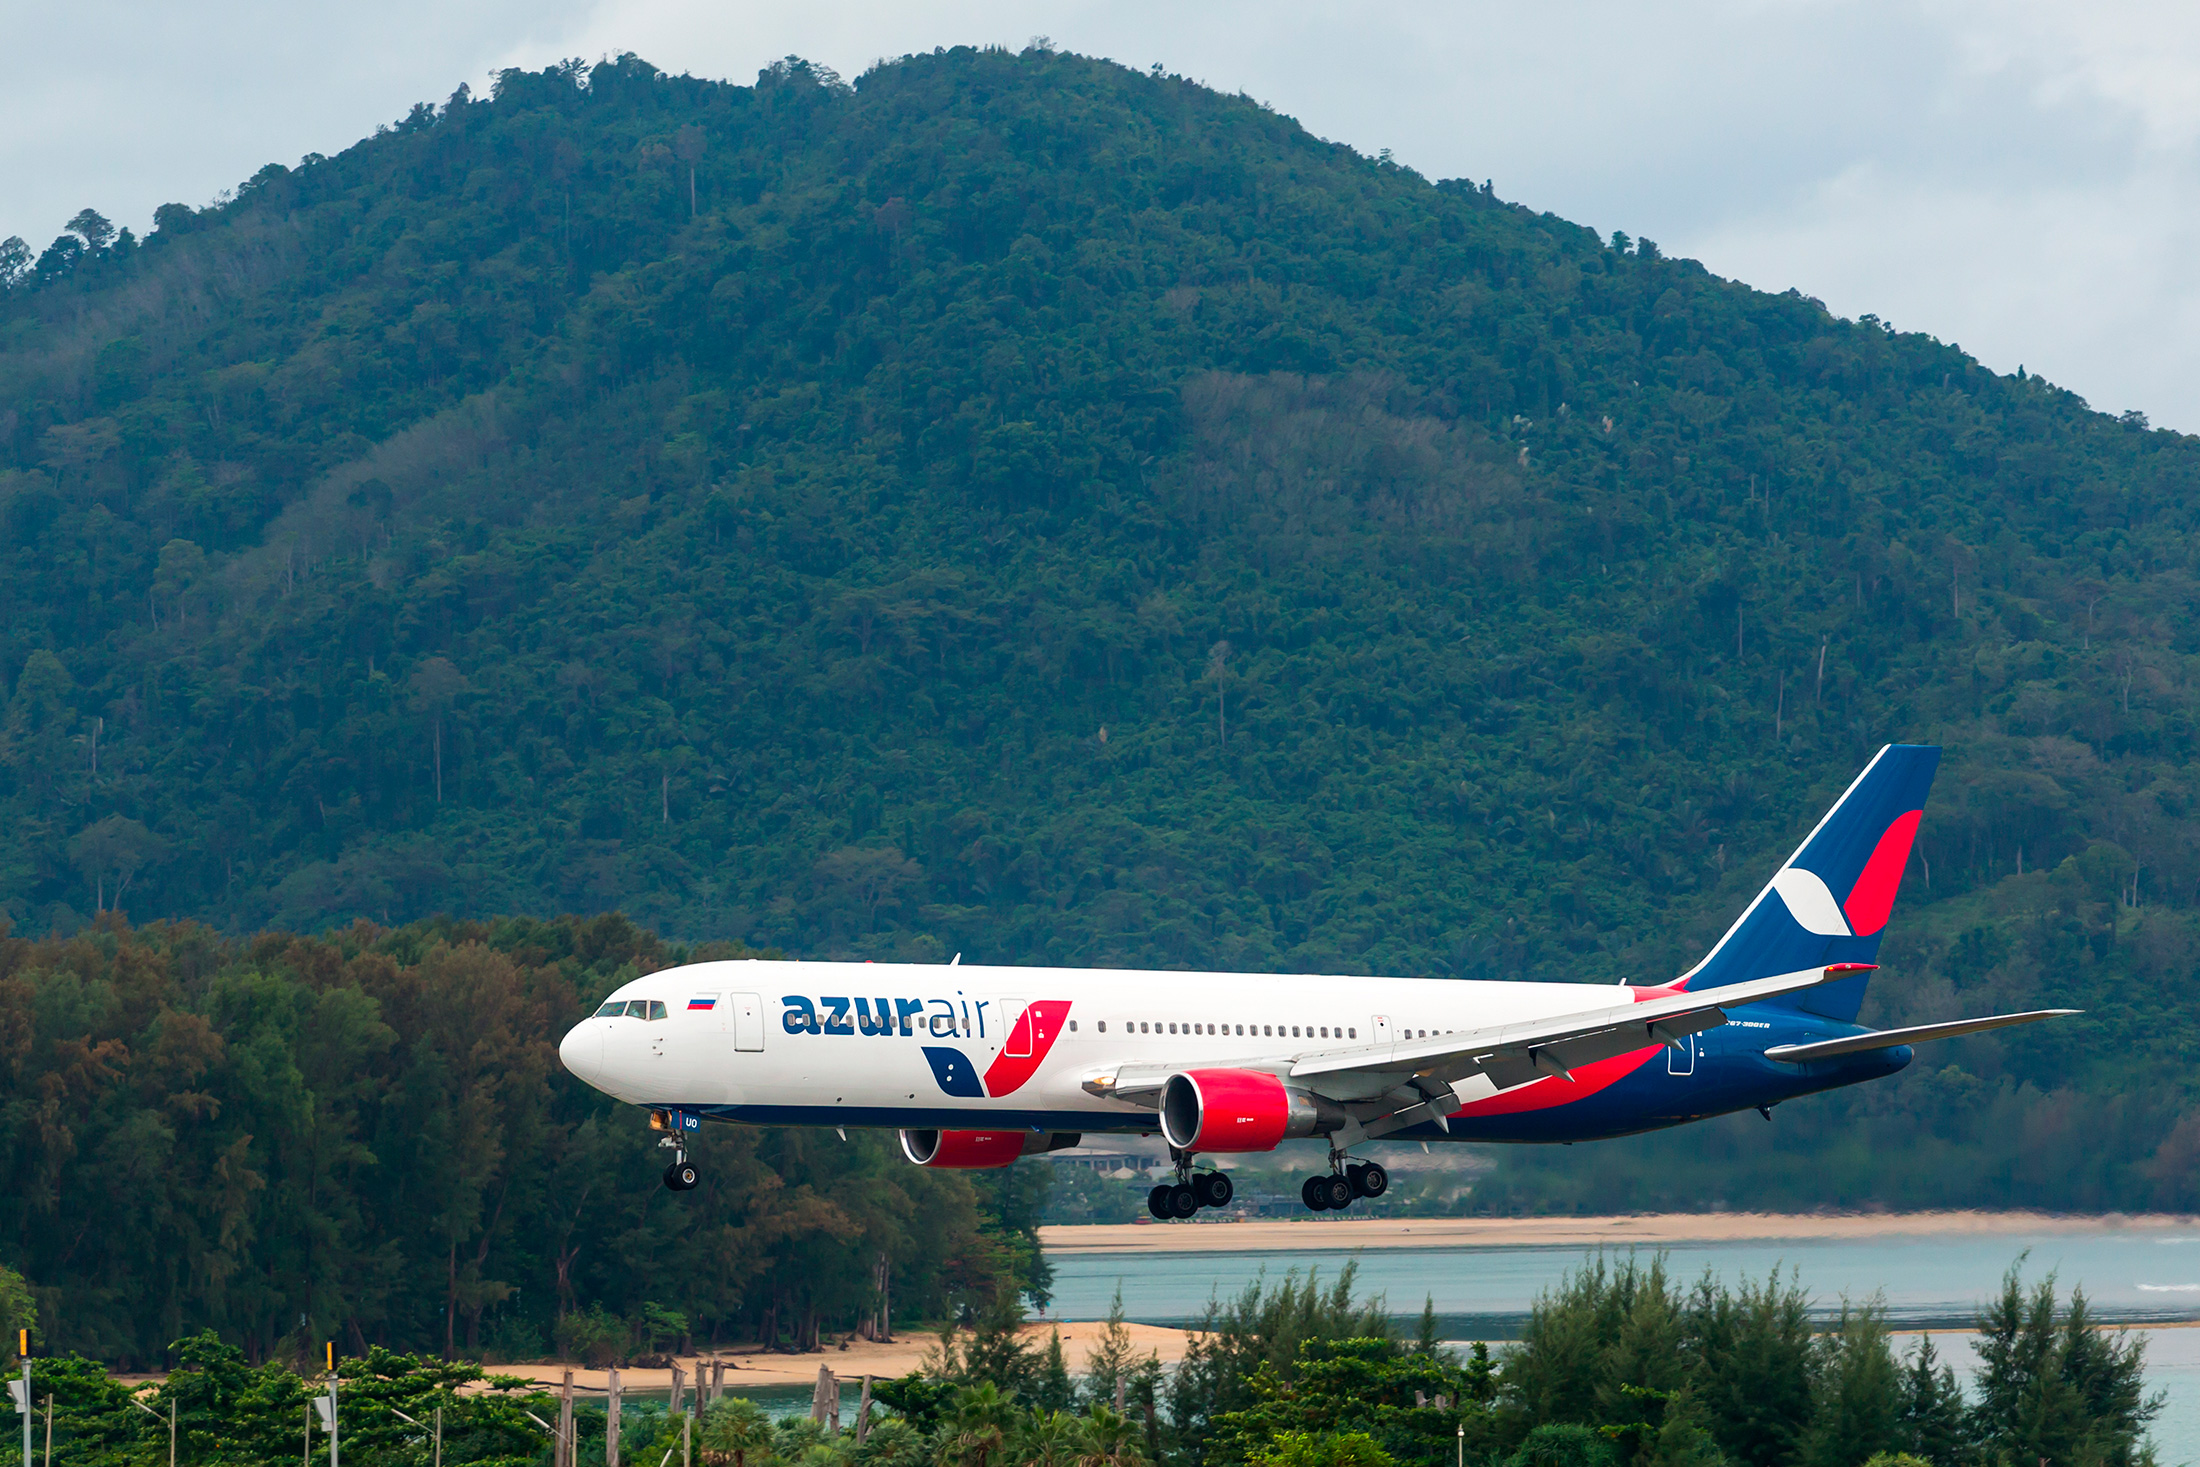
557 958 1634 1132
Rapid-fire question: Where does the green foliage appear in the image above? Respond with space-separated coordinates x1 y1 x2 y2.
1251 1430 1395 1467
0 1261 34 1362
1968 1269 2159 1467
1205 1337 1494 1467
0 915 1044 1366
1507 1424 1615 1467
1496 1256 2161 1467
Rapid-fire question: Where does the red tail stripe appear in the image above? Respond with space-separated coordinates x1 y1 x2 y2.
1842 809 1922 936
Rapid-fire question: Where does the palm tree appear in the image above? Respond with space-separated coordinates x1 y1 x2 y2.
701 1397 775 1467
1071 1407 1145 1467
1010 1411 1081 1467
937 1383 1014 1467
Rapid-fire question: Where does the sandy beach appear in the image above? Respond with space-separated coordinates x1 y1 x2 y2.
1039 1210 2200 1254
486 1321 1198 1394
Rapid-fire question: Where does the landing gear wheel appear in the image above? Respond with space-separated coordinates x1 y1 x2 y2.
1301 1176 1333 1212
1168 1183 1200 1219
1353 1162 1388 1198
1320 1174 1355 1210
1148 1185 1174 1220
1195 1171 1234 1209
663 1160 699 1191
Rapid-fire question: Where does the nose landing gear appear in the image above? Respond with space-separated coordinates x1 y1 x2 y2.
1300 1150 1386 1211
1145 1150 1236 1220
660 1135 699 1191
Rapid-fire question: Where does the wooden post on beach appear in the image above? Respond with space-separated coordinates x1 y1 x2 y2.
558 1371 573 1467
854 1376 873 1443
710 1358 723 1405
607 1367 621 1467
669 1362 684 1417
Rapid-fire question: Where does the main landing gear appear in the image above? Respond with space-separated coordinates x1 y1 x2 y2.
1146 1150 1234 1220
1300 1150 1386 1212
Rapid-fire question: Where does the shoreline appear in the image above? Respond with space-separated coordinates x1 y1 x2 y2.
481 1322 1199 1393
1040 1210 2200 1254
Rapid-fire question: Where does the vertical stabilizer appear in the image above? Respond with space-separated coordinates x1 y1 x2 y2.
1673 745 1939 1020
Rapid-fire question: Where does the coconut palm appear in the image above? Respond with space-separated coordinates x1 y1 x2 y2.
700 1396 775 1467
1009 1411 1083 1467
1072 1407 1145 1467
937 1383 1015 1467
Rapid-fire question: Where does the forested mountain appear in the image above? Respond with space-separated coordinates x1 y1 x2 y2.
3 44 2199 1232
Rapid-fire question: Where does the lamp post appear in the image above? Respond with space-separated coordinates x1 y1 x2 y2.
17 1334 29 1467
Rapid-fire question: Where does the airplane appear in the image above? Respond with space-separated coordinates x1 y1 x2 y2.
558 744 2076 1216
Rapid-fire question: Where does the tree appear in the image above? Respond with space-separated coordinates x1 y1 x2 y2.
409 656 472 802
0 236 28 290
1895 1336 1966 1467
674 124 706 218
941 1382 1017 1467
0 1264 34 1362
1252 1431 1394 1467
1969 1270 2159 1467
700 1396 773 1467
150 536 206 630
151 202 199 237
33 233 82 280
812 847 923 935
1799 1304 1902 1467
67 815 165 912
65 209 116 253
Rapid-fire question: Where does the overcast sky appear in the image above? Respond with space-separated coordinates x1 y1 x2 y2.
8 1 2199 429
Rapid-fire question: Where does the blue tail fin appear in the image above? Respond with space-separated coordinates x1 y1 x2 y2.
1675 745 1939 1020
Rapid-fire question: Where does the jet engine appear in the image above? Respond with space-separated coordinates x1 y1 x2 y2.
1158 1069 1346 1152
898 1128 1082 1168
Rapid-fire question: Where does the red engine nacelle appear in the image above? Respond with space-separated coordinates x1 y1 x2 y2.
1158 1069 1345 1153
898 1129 1081 1168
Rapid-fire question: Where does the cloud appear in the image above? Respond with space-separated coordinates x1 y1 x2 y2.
9 1 2200 427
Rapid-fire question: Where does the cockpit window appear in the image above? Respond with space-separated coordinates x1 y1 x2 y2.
628 1000 667 1020
595 1001 625 1017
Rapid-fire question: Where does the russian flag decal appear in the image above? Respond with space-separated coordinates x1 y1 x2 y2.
688 997 717 1011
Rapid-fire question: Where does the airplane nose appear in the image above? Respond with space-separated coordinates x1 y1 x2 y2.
559 1023 604 1086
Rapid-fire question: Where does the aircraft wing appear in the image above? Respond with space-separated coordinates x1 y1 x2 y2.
1083 963 1870 1139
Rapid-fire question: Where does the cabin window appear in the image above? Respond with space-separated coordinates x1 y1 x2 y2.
1169 1023 1178 1034
1140 1022 1149 1033
1069 1020 1079 1032
1291 1025 1300 1037
1097 1021 1105 1033
1349 1028 1357 1038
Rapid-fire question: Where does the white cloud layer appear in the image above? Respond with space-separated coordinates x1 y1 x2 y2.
6 1 2199 427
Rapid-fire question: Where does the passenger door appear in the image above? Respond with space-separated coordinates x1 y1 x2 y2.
730 993 765 1053
1666 1032 1696 1076
999 996 1035 1057
1369 1014 1394 1043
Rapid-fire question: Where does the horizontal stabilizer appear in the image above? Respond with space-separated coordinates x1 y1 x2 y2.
1762 1009 2079 1063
